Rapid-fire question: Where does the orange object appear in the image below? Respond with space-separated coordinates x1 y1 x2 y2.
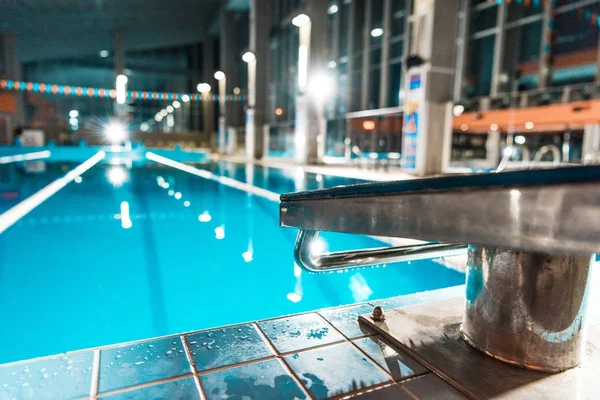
275 107 283 116
362 120 376 130
0 93 17 112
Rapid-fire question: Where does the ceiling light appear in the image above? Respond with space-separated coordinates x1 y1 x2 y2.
172 101 181 109
197 83 211 93
371 28 384 37
214 71 225 81
181 94 190 103
525 121 534 130
242 52 256 63
328 5 339 14
292 14 311 27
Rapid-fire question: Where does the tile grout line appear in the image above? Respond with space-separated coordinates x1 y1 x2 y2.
94 373 195 398
254 322 314 400
397 382 421 400
180 335 206 400
89 349 100 399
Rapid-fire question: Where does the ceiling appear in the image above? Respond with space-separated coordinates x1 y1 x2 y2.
0 0 226 62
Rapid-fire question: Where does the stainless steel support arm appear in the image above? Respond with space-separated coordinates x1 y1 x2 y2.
294 229 467 272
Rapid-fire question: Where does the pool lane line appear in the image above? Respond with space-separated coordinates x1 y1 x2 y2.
0 150 106 234
145 152 281 202
0 150 52 164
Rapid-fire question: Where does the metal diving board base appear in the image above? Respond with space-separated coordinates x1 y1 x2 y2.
279 166 600 373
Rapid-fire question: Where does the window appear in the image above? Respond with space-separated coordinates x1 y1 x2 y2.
469 6 498 33
465 35 495 97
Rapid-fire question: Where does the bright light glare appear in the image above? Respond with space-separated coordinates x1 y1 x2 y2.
104 122 127 143
155 115 162 122
99 50 109 58
160 110 168 117
233 87 241 95
308 72 335 99
69 117 79 125
116 74 128 104
167 114 174 128
140 122 149 131
287 293 302 303
309 237 326 255
172 101 181 109
69 110 79 118
515 135 526 145
181 94 190 103
503 147 514 156
120 201 132 229
460 124 468 132
215 226 225 240
298 45 308 89
490 123 499 131
166 105 174 113
453 104 464 116
197 83 211 93
107 166 127 187
525 121 534 130
183 201 190 207
174 192 182 200
74 176 83 183
242 251 253 262
292 13 310 27
316 174 323 182
328 5 339 14
328 61 337 69
293 263 302 278
371 28 384 37
214 71 225 81
242 52 256 63
168 190 175 196
198 212 212 223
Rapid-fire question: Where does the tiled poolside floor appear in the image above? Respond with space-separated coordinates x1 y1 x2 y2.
0 286 467 400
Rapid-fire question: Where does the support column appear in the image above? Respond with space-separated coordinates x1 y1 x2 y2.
203 38 216 147
0 33 22 141
402 0 460 176
490 1 507 97
360 2 372 110
453 0 471 102
379 0 392 108
486 128 501 167
246 0 270 160
583 124 600 163
220 11 241 153
113 30 127 119
294 0 329 164
191 44 202 133
463 246 592 372
539 0 554 89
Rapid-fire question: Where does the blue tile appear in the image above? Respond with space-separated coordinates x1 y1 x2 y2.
200 359 306 400
0 351 93 400
353 336 427 381
319 304 376 339
99 377 200 400
347 384 413 400
401 374 468 399
98 337 191 393
284 342 391 399
186 324 273 373
258 314 344 354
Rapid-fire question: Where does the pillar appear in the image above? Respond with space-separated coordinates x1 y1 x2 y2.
379 0 392 108
486 128 501 167
203 37 216 147
539 0 554 89
220 11 241 153
453 0 471 102
294 0 329 164
490 1 507 97
402 0 460 176
191 44 202 133
246 0 270 160
0 33 23 135
583 124 600 163
113 30 126 118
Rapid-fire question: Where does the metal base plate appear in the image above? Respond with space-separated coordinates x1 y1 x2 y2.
359 298 600 399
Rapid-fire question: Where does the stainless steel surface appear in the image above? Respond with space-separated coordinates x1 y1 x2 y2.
359 298 600 399
461 246 593 372
280 181 600 255
531 144 561 167
293 229 467 272
497 144 530 172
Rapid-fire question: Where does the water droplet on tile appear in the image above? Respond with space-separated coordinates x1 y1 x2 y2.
130 347 134 351
53 372 58 376
39 368 46 373
116 355 121 359
2 383 8 388
23 367 29 373
317 358 324 361
202 342 207 347
42 373 50 379
208 332 214 337
148 344 154 348
144 356 149 361
238 328 242 332
135 361 144 366
66 366 73 370
292 354 299 359
190 341 197 345
178 350 183 353
21 383 29 388
165 350 173 356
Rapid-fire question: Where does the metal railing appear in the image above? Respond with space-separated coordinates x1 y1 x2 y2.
496 145 531 172
293 230 467 272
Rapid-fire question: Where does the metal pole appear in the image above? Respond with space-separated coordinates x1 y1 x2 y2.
462 245 593 372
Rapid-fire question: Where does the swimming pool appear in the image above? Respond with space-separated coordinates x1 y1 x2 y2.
0 151 465 364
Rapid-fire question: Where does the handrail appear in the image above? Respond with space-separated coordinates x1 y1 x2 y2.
497 145 531 172
294 230 467 273
531 144 561 168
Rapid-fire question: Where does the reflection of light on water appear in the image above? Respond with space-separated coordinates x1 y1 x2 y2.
215 225 225 240
174 192 182 200
293 263 302 278
198 212 212 222
309 237 327 254
74 176 82 184
167 190 175 196
183 201 191 207
286 293 302 303
242 251 253 262
349 273 373 302
120 201 132 229
107 166 127 187
315 174 323 182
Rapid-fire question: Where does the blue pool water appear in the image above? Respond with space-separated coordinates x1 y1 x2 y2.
0 158 465 364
